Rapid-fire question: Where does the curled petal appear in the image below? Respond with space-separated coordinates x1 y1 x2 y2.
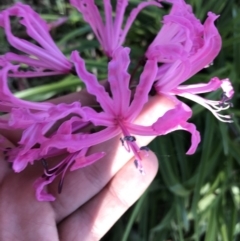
71 51 114 114
172 77 222 95
221 78 234 99
127 98 200 154
34 176 56 202
0 3 71 75
12 148 41 172
180 122 200 154
152 101 192 133
152 100 200 154
0 63 52 114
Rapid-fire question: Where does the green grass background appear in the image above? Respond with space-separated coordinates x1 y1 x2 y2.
1 0 240 240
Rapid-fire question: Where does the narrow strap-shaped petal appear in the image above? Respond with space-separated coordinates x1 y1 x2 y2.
15 3 62 53
180 122 200 154
71 51 114 114
34 176 56 201
9 102 84 129
40 127 120 155
70 0 105 49
108 47 131 115
114 0 129 47
0 63 53 111
172 77 222 94
127 59 158 120
120 1 162 45
103 0 114 52
82 107 114 126
0 4 71 72
189 12 221 76
5 52 58 69
155 60 191 92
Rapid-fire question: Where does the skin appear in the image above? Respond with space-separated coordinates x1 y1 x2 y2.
0 92 174 241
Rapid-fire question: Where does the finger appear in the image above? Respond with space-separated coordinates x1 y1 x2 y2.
50 95 174 222
58 151 158 241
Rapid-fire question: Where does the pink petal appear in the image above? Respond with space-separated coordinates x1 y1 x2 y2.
152 100 200 154
120 1 162 45
71 51 114 114
40 127 120 155
189 12 222 76
108 47 131 115
127 59 158 120
180 122 200 154
34 176 56 202
114 0 129 47
172 77 222 95
82 107 114 126
70 0 105 49
0 3 71 73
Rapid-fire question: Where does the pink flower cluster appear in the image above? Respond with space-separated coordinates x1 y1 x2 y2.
0 0 234 201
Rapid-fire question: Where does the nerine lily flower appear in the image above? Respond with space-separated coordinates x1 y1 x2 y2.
146 0 234 122
0 3 72 78
70 0 161 57
40 47 200 173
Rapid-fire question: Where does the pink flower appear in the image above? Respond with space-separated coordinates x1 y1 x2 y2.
70 0 161 57
0 3 72 78
146 0 233 122
146 0 221 88
40 47 200 173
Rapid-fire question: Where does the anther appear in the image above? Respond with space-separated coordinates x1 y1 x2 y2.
219 92 233 108
58 178 64 194
134 159 139 169
120 137 124 146
140 146 150 151
41 158 49 172
124 136 136 142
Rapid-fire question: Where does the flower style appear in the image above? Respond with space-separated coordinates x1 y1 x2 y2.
146 0 234 122
0 3 72 78
70 0 161 57
39 47 200 174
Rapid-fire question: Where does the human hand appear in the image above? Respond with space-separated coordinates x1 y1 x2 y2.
0 93 174 241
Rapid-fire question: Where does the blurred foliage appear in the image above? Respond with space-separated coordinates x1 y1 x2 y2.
0 0 240 240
